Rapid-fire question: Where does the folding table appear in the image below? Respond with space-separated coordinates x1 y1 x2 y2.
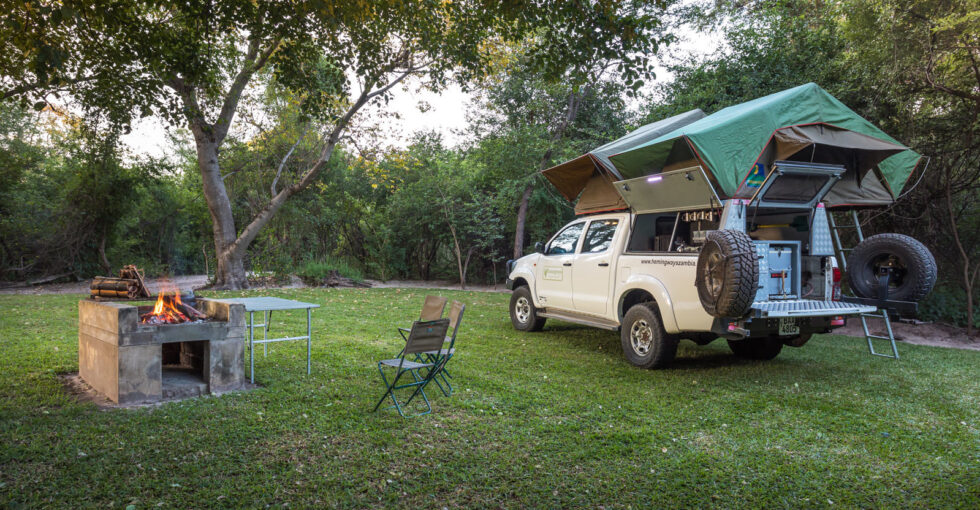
216 297 319 383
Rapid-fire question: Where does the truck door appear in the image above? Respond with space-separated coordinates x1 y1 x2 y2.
536 221 584 310
572 219 620 316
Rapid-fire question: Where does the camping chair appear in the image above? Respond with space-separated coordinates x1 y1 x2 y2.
373 318 450 417
398 295 447 342
419 301 464 397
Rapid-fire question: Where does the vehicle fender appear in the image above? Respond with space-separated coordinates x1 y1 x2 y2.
508 256 541 307
617 274 680 334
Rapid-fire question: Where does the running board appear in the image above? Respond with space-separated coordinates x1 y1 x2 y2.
538 310 620 330
751 299 877 318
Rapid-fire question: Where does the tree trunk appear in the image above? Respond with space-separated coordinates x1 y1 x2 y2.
194 138 249 289
945 172 975 336
98 230 111 274
461 246 476 289
511 88 589 260
512 182 534 260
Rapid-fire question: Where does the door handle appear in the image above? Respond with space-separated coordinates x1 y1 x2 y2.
598 262 609 267
562 262 572 266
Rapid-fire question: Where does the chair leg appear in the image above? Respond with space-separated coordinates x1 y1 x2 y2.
436 370 453 396
374 366 432 417
372 363 403 412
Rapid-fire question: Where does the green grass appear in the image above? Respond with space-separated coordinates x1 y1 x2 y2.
1 289 978 508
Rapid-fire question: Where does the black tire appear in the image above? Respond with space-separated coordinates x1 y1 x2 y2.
782 333 813 348
847 234 937 302
727 337 783 360
696 230 759 318
510 286 546 331
620 302 678 369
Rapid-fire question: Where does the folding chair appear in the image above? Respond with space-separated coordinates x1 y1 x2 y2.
373 318 450 417
420 301 464 397
398 295 447 342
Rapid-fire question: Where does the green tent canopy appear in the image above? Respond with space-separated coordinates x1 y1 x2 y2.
541 109 706 214
607 83 921 203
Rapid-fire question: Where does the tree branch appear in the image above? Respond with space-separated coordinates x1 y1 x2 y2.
213 36 282 141
271 126 308 196
1 74 97 100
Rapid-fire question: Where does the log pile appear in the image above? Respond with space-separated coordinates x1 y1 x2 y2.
90 265 152 299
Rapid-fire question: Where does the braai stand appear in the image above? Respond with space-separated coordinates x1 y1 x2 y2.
216 297 320 383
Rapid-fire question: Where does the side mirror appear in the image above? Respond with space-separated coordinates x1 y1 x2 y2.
534 241 545 254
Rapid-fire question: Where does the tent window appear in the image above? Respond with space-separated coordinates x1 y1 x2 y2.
763 173 832 203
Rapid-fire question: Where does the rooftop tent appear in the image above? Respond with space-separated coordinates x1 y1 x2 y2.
541 109 707 214
588 108 707 174
607 83 922 207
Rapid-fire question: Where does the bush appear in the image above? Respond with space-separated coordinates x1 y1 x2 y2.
296 258 364 285
918 284 980 328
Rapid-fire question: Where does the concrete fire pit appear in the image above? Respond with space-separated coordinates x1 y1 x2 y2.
77 298 246 404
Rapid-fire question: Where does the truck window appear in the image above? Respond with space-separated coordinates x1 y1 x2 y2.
627 213 679 252
582 219 619 253
546 222 585 255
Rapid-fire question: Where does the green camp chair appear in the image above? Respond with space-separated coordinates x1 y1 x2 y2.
398 295 447 342
420 300 464 397
373 318 450 417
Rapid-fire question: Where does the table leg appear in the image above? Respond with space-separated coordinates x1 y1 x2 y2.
263 310 268 357
306 307 312 375
249 310 255 384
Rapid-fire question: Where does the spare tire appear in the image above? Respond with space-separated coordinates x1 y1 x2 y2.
696 230 759 318
847 233 937 302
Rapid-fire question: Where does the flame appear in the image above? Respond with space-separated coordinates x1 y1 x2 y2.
142 280 193 324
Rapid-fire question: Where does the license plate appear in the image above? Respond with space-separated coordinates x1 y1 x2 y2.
778 318 800 336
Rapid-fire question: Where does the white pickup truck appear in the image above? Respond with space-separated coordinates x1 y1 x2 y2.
505 162 936 368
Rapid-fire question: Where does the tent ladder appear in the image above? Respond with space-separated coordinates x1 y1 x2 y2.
829 210 899 359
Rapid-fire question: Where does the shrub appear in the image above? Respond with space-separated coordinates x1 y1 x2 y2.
296 258 364 285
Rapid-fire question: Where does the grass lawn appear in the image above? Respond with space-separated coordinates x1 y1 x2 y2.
1 288 978 508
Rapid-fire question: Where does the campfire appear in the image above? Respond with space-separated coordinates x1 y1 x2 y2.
140 285 207 325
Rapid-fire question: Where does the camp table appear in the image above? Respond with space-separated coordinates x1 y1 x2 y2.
215 297 319 384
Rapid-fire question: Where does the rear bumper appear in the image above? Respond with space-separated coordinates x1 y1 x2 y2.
750 299 877 318
505 278 515 290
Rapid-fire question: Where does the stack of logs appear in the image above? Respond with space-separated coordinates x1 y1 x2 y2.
90 265 152 299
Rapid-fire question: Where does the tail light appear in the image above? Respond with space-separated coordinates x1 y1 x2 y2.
831 316 845 327
831 267 842 301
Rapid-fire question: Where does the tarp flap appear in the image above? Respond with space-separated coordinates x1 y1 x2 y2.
823 166 895 207
574 173 628 214
773 124 907 176
607 83 921 198
541 154 597 201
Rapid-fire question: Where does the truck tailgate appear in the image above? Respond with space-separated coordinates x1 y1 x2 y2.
752 299 877 318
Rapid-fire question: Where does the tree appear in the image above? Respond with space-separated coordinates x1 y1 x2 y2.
839 0 980 334
3 0 675 289
467 57 640 261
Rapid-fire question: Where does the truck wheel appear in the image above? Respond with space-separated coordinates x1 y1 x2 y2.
621 302 678 369
847 234 937 302
510 286 546 331
727 337 783 360
696 230 759 318
782 333 812 348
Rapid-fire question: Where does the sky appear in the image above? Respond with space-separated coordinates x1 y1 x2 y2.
120 26 722 159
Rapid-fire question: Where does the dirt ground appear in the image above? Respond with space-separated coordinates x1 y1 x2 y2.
837 318 980 351
3 275 974 350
